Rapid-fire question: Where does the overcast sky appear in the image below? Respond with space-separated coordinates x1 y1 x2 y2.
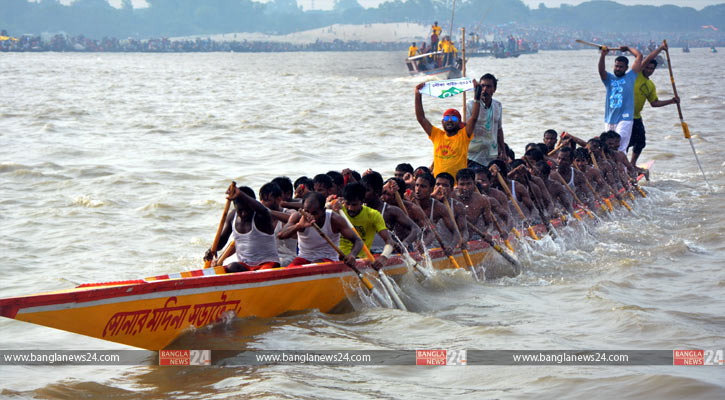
104 0 724 11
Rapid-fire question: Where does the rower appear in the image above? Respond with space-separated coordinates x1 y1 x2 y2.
543 129 558 153
412 173 458 256
361 172 421 251
586 138 623 191
433 172 468 247
509 159 551 220
473 167 512 228
488 159 536 220
553 147 596 210
522 149 556 215
278 192 362 268
381 177 428 231
326 170 345 197
313 173 334 198
532 161 575 216
205 185 280 272
454 168 496 239
574 148 610 198
338 182 396 270
259 182 297 261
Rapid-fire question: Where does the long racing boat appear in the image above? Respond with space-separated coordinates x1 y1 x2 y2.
0 165 651 350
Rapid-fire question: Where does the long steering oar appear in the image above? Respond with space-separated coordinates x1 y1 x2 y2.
205 182 235 268
441 197 480 281
491 166 540 240
663 39 711 189
467 221 522 274
335 209 407 311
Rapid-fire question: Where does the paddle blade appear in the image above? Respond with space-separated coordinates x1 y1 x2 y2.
605 199 614 212
504 240 515 252
682 121 691 139
527 226 540 240
360 275 375 291
204 260 211 269
448 255 462 269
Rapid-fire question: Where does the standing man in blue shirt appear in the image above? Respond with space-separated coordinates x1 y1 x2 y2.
598 45 643 153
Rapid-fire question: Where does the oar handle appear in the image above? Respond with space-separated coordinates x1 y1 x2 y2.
573 164 609 213
441 197 474 269
492 168 526 220
662 40 685 120
394 192 409 216
205 181 236 268
421 201 461 269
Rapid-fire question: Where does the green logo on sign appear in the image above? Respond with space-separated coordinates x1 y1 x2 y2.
438 87 463 98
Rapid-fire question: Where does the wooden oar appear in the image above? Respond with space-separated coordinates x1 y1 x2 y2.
491 166 540 240
601 151 637 201
551 172 592 220
205 182 235 268
441 197 480 281
467 221 522 274
336 209 407 311
421 199 463 270
575 39 624 51
214 240 236 267
393 192 435 277
589 152 627 212
663 39 711 189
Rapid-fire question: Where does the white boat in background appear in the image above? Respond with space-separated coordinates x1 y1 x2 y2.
405 51 463 80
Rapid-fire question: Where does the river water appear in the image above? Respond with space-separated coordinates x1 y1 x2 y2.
1 49 723 399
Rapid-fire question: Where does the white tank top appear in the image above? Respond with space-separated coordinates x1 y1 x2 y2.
232 211 280 266
297 210 340 262
568 167 576 190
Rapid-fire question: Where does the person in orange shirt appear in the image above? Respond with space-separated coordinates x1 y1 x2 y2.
414 80 482 181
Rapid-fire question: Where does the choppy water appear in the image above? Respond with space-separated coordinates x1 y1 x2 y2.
1 49 724 399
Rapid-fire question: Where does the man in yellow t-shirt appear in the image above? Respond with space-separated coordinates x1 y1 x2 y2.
408 42 419 58
415 80 482 180
630 42 680 166
338 182 394 270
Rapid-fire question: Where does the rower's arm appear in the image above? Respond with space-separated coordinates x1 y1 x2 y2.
415 83 433 136
277 212 303 240
393 207 421 247
627 45 643 73
598 47 609 81
332 214 363 263
281 200 302 210
212 211 235 256
641 42 664 69
269 209 290 224
465 81 482 138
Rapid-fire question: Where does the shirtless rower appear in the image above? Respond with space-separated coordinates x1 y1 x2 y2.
553 146 596 209
205 184 280 272
509 159 551 220
381 177 428 231
586 138 624 192
432 172 468 247
533 161 574 216
361 172 421 251
453 168 496 238
488 159 536 220
473 167 512 228
412 172 459 255
278 192 362 268
522 148 556 214
574 148 610 198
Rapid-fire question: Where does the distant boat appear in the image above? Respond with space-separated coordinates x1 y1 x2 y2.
682 46 690 53
405 51 463 79
712 47 718 53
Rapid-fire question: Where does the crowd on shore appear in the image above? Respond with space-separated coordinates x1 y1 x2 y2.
2 25 721 53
